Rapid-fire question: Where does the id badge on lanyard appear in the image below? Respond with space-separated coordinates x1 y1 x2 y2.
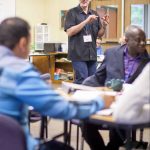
83 24 92 43
83 35 92 42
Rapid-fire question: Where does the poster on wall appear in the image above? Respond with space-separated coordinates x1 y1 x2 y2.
0 0 16 23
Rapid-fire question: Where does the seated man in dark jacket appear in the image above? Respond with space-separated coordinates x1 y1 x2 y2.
82 25 150 150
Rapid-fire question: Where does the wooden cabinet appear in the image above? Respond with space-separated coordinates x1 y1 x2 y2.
30 52 74 84
91 0 122 39
31 55 50 74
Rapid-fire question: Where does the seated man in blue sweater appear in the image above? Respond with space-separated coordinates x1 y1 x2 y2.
0 17 111 150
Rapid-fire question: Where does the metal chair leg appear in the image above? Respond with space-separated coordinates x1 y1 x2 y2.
44 117 48 139
80 136 84 150
40 116 48 140
67 120 85 150
76 125 79 150
68 121 72 145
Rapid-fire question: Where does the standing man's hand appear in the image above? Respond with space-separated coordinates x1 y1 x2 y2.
101 15 109 29
98 15 109 37
66 14 99 37
85 15 98 24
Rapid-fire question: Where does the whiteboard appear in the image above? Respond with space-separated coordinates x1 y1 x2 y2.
0 0 16 23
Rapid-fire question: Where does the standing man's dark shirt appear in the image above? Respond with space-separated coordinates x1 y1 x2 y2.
65 5 101 61
64 0 107 84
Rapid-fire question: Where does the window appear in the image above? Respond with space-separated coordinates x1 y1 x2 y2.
131 4 150 39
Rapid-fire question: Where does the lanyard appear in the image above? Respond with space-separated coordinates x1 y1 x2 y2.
85 25 89 34
81 13 90 35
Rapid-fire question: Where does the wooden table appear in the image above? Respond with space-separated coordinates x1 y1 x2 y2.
87 114 150 150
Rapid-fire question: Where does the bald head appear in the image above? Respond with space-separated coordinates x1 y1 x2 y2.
125 25 146 40
124 25 146 56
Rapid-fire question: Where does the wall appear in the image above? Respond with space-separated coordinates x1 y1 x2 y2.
15 0 78 45
46 0 78 43
16 0 48 43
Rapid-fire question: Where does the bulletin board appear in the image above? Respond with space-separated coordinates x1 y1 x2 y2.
0 0 16 23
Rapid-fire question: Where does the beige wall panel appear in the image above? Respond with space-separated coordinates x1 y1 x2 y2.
16 0 48 44
46 0 79 43
15 0 79 44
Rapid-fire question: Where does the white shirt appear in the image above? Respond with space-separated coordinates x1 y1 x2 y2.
113 63 150 124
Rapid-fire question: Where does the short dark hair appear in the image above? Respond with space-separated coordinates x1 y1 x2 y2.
0 17 30 49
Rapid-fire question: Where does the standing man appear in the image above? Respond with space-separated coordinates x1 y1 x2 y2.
64 0 108 84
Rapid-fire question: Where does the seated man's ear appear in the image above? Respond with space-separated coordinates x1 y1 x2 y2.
16 36 30 58
19 37 28 52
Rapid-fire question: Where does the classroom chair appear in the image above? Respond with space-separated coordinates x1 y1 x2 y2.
68 119 84 150
0 115 26 150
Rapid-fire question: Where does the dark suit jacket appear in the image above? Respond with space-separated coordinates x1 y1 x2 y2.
83 44 150 87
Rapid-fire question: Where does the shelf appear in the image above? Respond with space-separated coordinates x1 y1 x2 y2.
30 52 74 84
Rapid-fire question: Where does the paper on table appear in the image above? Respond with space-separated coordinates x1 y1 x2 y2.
61 81 97 93
96 109 113 116
71 90 100 103
62 82 118 96
60 90 117 105
55 89 102 104
100 91 117 96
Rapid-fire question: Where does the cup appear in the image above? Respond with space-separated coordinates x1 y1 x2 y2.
105 79 124 91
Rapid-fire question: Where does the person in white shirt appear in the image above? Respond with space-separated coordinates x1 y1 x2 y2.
114 63 150 124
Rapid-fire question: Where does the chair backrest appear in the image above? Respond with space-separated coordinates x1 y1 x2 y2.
0 115 27 150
